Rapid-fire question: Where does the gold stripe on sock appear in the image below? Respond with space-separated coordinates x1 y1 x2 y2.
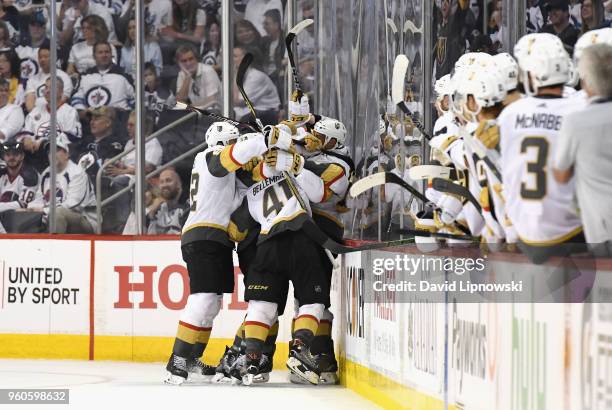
196 327 212 345
294 315 319 335
176 321 203 344
244 321 270 342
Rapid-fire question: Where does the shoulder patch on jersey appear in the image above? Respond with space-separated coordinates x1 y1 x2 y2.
20 165 39 187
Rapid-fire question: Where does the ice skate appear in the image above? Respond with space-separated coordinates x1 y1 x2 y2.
212 346 240 383
286 339 320 385
164 354 188 385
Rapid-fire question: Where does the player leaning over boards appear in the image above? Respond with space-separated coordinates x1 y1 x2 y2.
165 122 280 385
498 33 586 264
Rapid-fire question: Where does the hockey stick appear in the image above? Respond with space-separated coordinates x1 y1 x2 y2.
403 20 422 35
349 171 430 205
286 19 314 99
174 101 259 132
397 101 433 141
431 177 482 213
236 51 339 267
394 228 478 242
409 165 455 180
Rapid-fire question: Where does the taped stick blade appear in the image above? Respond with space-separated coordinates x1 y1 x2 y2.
289 18 314 35
408 165 452 180
391 54 409 105
349 172 387 198
386 18 398 34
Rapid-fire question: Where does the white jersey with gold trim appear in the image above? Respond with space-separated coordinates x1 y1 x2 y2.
498 95 582 244
181 135 268 246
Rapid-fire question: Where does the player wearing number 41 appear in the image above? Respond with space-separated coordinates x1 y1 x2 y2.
165 121 282 385
498 33 586 263
236 114 348 386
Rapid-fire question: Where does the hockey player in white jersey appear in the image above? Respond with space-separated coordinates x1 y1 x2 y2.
499 33 585 263
430 74 460 166
165 122 274 385
0 141 39 232
25 133 97 233
239 123 338 385
568 28 612 111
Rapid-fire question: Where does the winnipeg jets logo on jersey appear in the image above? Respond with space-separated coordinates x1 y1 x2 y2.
86 86 112 108
43 187 64 204
36 83 46 98
20 59 39 80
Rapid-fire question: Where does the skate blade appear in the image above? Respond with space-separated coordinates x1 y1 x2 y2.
286 357 319 385
186 373 213 383
212 372 231 383
252 372 270 383
242 374 255 386
164 372 186 385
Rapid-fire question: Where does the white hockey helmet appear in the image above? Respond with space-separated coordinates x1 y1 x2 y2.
313 117 347 147
492 53 519 92
574 28 612 63
237 132 260 143
435 74 452 99
454 52 494 72
450 66 506 122
514 33 571 95
205 122 240 146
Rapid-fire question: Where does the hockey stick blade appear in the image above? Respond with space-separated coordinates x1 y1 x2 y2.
394 229 477 242
350 171 430 204
431 178 482 213
391 54 409 105
288 18 314 35
403 20 422 34
386 18 398 34
409 165 453 180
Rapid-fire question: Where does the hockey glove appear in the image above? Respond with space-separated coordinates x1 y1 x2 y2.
304 133 323 152
289 91 311 125
475 120 500 149
264 149 304 175
264 125 293 152
242 157 261 172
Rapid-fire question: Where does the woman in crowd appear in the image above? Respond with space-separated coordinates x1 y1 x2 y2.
67 15 117 75
120 19 163 78
161 0 206 47
200 17 221 74
261 9 285 95
0 49 23 105
581 0 606 34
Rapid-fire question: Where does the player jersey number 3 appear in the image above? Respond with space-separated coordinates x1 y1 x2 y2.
520 136 549 200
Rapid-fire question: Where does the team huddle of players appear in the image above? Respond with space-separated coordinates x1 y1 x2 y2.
164 93 350 386
422 28 612 263
163 27 612 386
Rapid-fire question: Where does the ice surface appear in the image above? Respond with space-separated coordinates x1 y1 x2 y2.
0 359 378 409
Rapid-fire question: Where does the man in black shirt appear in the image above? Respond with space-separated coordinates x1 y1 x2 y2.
541 0 580 54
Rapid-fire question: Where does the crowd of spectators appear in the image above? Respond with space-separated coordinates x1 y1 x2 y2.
434 0 612 79
0 0 307 235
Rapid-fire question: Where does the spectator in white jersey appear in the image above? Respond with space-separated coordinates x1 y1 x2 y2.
175 45 221 110
71 41 135 115
22 133 97 234
147 168 188 235
0 140 39 233
244 0 283 36
23 77 81 159
0 78 24 142
232 45 280 125
554 44 612 255
25 46 73 112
